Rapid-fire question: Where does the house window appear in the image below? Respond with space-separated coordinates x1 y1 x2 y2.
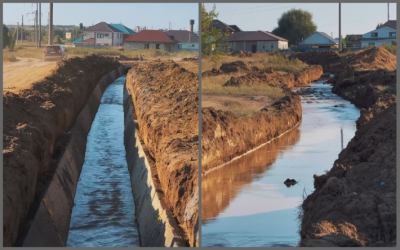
389 32 396 37
145 44 150 49
156 44 160 49
369 43 375 47
178 44 182 49
371 32 378 37
192 44 195 47
271 44 273 48
105 34 109 37
97 33 104 38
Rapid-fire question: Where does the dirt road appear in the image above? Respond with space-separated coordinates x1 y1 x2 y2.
3 57 58 93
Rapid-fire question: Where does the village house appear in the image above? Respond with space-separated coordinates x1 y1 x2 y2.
74 22 124 46
211 19 242 34
345 34 363 48
123 30 177 52
227 30 288 53
165 30 198 51
298 31 339 49
360 20 396 47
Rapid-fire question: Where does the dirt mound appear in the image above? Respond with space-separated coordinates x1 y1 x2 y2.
201 68 224 77
219 60 250 73
339 47 396 72
181 57 198 62
126 60 198 247
3 55 121 247
290 50 341 72
300 104 396 247
201 94 302 173
223 65 323 88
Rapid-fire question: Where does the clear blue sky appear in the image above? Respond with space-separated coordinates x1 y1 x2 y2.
3 3 199 32
204 3 397 38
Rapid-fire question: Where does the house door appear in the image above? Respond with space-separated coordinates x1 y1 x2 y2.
252 45 257 53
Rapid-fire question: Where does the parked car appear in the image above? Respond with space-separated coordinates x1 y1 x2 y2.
43 44 67 62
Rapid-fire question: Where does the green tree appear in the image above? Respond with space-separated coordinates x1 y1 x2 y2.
376 23 384 29
3 24 10 49
271 8 317 46
201 3 230 56
53 35 62 44
341 35 346 49
79 23 83 29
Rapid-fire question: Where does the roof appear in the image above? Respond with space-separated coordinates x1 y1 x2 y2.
72 37 82 43
83 22 122 33
109 23 136 34
165 30 198 43
227 30 288 42
123 30 175 43
211 19 237 32
299 31 338 45
228 25 242 32
383 20 396 30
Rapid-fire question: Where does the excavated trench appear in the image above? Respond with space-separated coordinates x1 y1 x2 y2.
17 65 183 247
201 77 360 247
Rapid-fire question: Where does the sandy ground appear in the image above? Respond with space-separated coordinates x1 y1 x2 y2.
202 94 273 112
3 57 58 93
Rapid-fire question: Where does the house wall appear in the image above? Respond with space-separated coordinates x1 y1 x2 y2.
230 41 287 52
178 42 198 51
124 42 177 52
361 26 397 47
361 39 397 47
299 32 337 46
83 31 95 41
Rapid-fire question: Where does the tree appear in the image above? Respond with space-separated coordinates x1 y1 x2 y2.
376 23 384 29
79 23 83 30
341 35 346 49
201 3 230 55
3 24 10 49
53 35 62 44
271 8 317 46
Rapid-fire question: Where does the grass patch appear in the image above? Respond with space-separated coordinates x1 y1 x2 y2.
382 44 396 55
202 52 307 73
64 47 196 59
376 84 396 95
3 54 18 62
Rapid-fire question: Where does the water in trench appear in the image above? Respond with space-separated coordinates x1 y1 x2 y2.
201 78 360 247
67 76 139 247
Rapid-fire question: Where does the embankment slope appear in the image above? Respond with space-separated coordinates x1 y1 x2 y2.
125 60 199 246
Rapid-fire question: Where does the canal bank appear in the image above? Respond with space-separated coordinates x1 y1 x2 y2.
202 78 360 247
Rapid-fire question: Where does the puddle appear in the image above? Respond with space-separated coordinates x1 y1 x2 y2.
67 76 139 247
201 79 360 247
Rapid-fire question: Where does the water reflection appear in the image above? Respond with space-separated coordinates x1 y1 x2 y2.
202 127 301 222
67 76 139 247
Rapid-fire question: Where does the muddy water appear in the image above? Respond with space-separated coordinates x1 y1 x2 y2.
67 76 139 247
201 79 360 247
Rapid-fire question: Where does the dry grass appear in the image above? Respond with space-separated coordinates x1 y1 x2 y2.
3 53 18 62
202 52 307 73
202 75 285 99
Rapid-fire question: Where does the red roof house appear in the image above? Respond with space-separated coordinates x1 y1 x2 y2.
123 30 177 52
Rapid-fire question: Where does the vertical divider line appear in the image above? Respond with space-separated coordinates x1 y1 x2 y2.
198 2 202 248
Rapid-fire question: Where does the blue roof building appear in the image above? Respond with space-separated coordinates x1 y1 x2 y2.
109 23 136 34
72 37 82 43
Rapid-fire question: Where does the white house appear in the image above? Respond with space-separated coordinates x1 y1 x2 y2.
360 20 397 47
298 31 338 48
79 22 124 46
227 30 288 53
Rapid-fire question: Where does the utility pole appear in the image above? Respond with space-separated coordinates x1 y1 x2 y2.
339 3 342 51
21 15 23 43
36 3 38 48
27 11 36 44
169 21 171 30
39 3 41 48
388 3 389 21
49 3 53 45
16 22 19 45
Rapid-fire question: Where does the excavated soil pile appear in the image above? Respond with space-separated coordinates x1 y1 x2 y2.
3 55 121 247
300 46 396 247
300 104 396 247
290 50 341 72
224 65 323 88
202 94 302 174
202 60 250 76
181 57 199 62
126 60 198 247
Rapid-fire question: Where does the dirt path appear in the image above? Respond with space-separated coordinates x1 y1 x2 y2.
202 94 274 112
3 57 58 93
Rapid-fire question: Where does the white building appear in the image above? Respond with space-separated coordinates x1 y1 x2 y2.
298 31 338 48
79 22 124 46
227 30 288 53
360 20 397 47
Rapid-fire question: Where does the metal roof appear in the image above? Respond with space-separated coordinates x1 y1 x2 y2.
165 30 198 43
383 20 396 30
227 30 288 42
124 30 175 43
299 31 338 45
109 23 136 34
83 22 122 33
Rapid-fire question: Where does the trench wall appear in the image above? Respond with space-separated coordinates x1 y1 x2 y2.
123 85 188 247
20 65 131 247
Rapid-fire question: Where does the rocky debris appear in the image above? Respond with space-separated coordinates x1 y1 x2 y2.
219 60 250 73
3 55 121 247
181 57 198 62
126 60 198 247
